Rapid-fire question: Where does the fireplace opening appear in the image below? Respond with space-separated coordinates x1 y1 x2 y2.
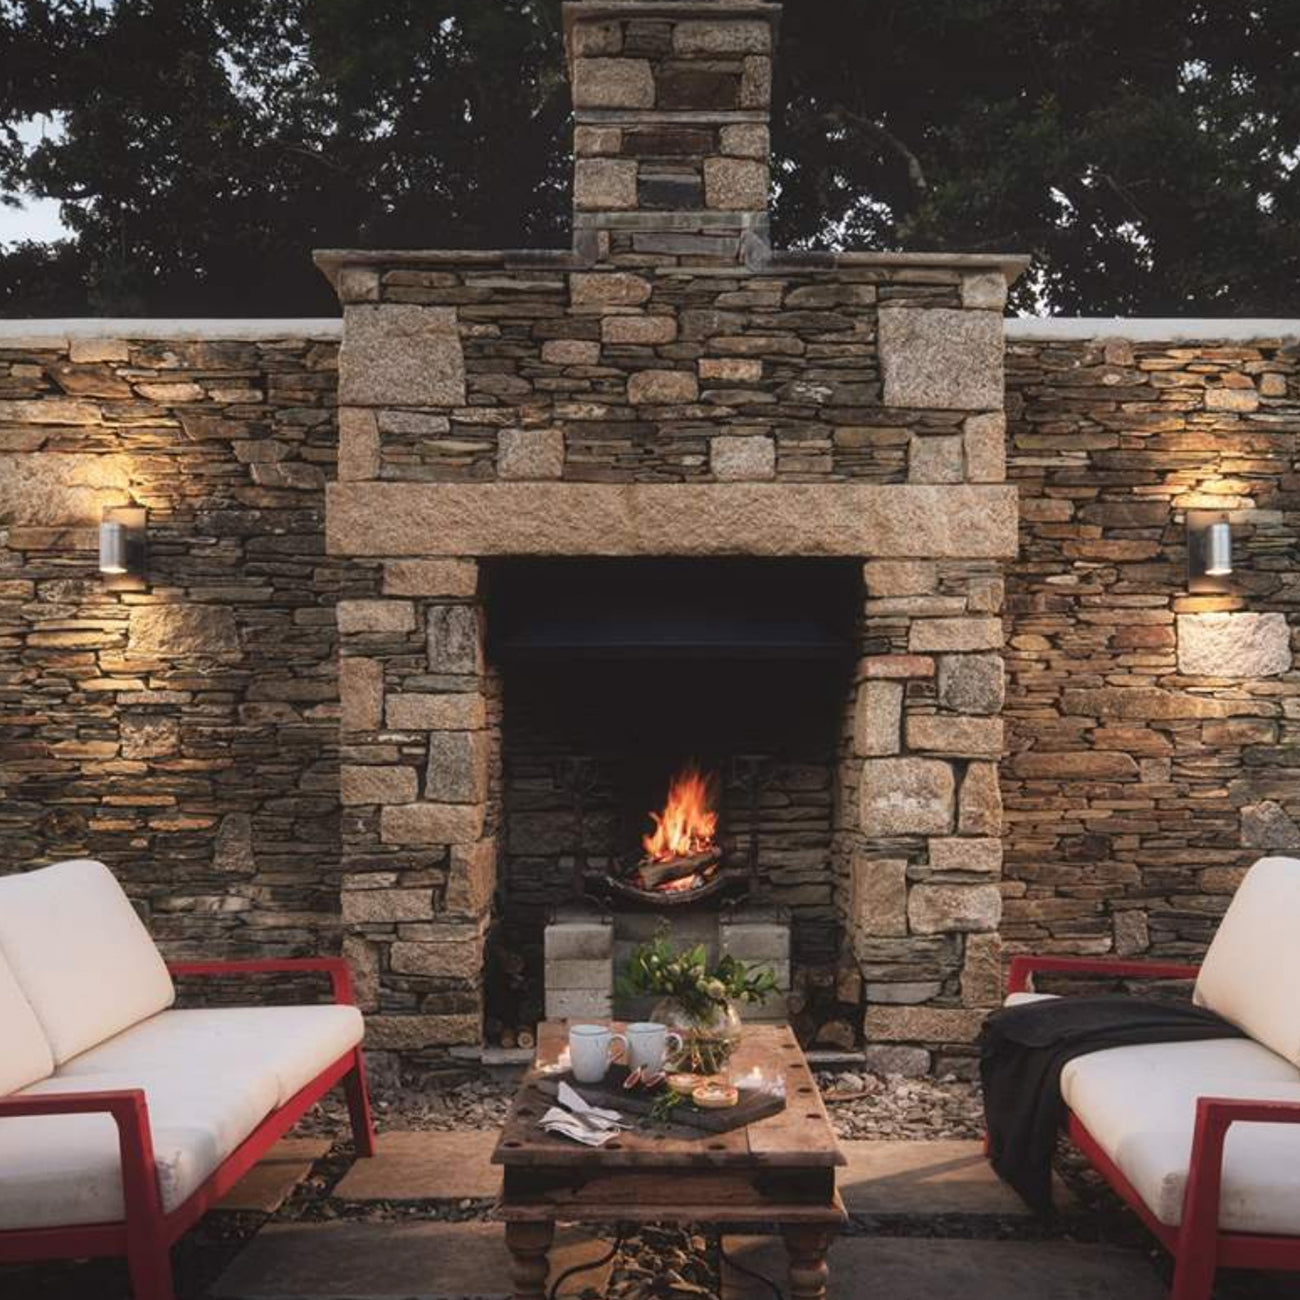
483 559 859 1038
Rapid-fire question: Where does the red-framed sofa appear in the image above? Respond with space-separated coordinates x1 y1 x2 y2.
0 858 375 1300
1005 855 1300 1300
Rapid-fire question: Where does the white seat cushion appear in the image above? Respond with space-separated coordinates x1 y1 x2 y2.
1003 991 1059 1007
1062 1038 1300 1233
0 1066 278 1230
0 860 175 1064
59 1005 364 1107
1194 856 1300 1067
0 950 54 1095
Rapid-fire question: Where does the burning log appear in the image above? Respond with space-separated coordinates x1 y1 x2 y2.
636 847 722 890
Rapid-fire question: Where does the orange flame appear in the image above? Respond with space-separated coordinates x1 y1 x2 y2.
642 765 718 863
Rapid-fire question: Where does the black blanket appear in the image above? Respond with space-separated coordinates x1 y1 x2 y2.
979 995 1244 1214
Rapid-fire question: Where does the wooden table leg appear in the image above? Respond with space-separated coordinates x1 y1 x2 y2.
781 1225 835 1300
505 1220 555 1300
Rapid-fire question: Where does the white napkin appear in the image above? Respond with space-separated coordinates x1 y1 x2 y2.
557 1080 627 1126
538 1106 619 1147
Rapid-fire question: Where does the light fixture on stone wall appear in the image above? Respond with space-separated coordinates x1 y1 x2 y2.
1187 511 1233 591
98 507 147 591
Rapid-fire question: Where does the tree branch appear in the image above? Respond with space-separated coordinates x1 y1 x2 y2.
824 108 927 194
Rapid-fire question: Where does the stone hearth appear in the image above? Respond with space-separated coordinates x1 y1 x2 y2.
318 0 1025 1069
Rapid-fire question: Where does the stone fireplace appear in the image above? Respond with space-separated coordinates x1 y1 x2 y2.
318 0 1025 1071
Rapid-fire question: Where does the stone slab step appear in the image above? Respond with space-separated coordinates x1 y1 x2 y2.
721 1236 1164 1300
218 1138 333 1214
838 1139 1071 1216
332 1131 501 1202
211 1221 612 1300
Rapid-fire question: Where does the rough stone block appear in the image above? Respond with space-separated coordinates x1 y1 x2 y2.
546 988 613 1020
327 483 1021 560
711 434 775 481
365 1014 480 1050
700 357 762 382
498 428 565 480
739 55 771 108
861 1045 930 1076
602 314 677 344
1113 910 1151 957
572 57 655 109
673 19 771 54
628 369 700 404
427 604 482 675
426 730 489 803
909 883 1002 934
1011 751 1139 780
851 855 908 938
909 617 1004 653
342 887 434 924
341 764 419 806
338 407 380 481
720 124 769 159
961 933 1003 1005
906 715 1004 757
961 271 1007 310
864 560 936 597
572 19 623 57
120 715 179 759
446 838 497 915
928 837 1003 875
340 304 465 407
571 272 652 308
337 600 415 635
390 927 484 980
938 653 1005 714
575 123 623 156
380 802 485 846
718 922 789 963
860 759 955 836
879 307 1004 410
854 680 903 757
963 412 1006 482
1241 801 1300 849
703 157 768 210
1177 612 1292 678
387 692 486 731
340 656 384 734
337 266 380 303
866 1005 984 1043
383 559 478 598
574 158 638 210
908 435 963 484
343 936 381 1011
129 605 239 658
1205 384 1258 412
541 339 601 367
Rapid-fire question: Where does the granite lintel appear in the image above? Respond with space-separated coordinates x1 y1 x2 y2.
574 110 770 126
563 1 783 50
327 482 1019 560
770 249 1031 286
313 247 586 287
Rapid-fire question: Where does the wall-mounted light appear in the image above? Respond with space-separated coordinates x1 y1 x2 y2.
99 507 147 590
1188 510 1233 591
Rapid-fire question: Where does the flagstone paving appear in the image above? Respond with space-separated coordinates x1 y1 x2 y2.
721 1236 1165 1300
211 1221 613 1299
839 1138 1072 1215
332 1130 502 1201
217 1138 333 1214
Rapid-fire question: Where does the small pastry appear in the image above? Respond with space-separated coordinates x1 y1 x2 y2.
693 1081 739 1109
667 1072 703 1093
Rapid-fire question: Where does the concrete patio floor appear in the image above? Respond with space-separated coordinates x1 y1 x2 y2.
4 1129 1296 1299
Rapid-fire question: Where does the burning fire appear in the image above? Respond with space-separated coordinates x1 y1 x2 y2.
642 765 718 864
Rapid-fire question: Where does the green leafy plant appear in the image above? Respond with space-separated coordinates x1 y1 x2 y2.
618 931 777 1023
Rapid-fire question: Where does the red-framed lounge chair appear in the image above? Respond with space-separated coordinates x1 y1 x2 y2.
0 859 375 1300
1004 855 1300 1300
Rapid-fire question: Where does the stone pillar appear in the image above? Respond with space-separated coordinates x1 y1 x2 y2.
564 0 780 267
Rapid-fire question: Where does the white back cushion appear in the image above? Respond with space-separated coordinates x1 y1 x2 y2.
1195 856 1300 1066
0 860 175 1064
0 948 54 1095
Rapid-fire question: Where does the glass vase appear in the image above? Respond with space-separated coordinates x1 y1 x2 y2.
652 996 743 1077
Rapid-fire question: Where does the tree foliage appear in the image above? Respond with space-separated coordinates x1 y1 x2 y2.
2 0 1298 316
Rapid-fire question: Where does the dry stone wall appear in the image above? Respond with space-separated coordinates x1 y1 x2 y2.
1004 329 1300 966
0 324 345 971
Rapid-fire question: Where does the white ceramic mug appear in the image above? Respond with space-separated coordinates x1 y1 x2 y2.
626 1021 685 1073
569 1024 628 1084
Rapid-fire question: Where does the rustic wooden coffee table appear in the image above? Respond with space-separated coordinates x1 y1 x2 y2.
492 1020 846 1300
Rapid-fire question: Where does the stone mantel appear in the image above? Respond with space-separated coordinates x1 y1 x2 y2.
327 482 1019 559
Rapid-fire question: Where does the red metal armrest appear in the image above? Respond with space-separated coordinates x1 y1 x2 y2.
1007 954 1201 995
0 1089 162 1222
166 957 356 1006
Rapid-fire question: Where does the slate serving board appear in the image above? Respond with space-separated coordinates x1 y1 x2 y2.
537 1065 786 1134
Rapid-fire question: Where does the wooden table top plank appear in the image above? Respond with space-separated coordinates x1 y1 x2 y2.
493 1020 843 1170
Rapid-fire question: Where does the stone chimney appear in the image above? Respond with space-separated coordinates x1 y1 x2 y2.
564 1 780 266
